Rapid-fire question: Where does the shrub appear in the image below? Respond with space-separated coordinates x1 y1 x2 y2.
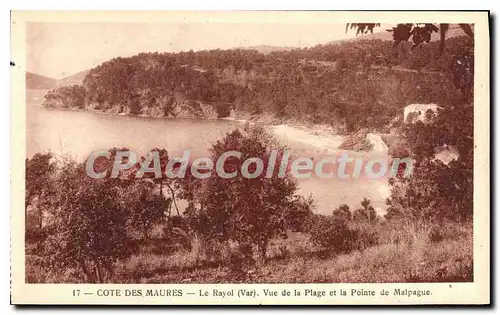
309 215 357 254
383 206 405 221
43 161 130 283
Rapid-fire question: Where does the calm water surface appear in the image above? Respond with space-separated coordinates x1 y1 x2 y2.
26 89 389 215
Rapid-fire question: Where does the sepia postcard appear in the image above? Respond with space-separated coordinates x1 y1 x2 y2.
10 10 490 305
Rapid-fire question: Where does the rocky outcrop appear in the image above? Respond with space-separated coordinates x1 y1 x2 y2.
171 101 218 119
44 87 221 119
338 130 374 152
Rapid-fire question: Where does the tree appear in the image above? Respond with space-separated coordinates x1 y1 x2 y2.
25 153 56 230
371 23 474 223
451 49 474 101
332 204 352 221
118 180 166 241
43 160 130 282
361 197 377 221
353 208 368 221
138 148 181 218
439 23 474 54
51 36 471 130
387 104 473 221
353 198 377 222
182 125 313 261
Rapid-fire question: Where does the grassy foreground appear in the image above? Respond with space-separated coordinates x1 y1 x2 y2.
26 219 472 284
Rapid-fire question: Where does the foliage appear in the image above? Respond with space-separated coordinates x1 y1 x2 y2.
353 198 378 222
389 24 439 48
332 204 352 221
181 126 313 261
450 50 474 101
26 219 472 283
308 215 357 254
82 51 260 117
25 152 55 210
25 153 56 232
43 85 86 109
424 108 436 123
382 24 474 223
137 148 181 218
387 103 473 221
28 149 179 282
345 23 381 36
347 23 473 53
118 180 167 240
388 138 410 159
43 161 130 282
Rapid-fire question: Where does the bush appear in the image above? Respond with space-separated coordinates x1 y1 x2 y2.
309 215 357 254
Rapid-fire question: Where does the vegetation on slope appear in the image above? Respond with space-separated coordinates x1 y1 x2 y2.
42 36 471 132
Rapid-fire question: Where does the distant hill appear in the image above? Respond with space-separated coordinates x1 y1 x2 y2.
332 30 393 44
26 72 57 90
57 69 90 87
235 45 295 54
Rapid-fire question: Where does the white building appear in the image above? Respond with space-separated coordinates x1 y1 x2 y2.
403 104 443 123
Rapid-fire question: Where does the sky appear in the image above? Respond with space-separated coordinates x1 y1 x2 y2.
26 22 388 79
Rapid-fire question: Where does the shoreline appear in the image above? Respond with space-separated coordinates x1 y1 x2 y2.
39 104 391 157
40 96 348 151
32 88 385 156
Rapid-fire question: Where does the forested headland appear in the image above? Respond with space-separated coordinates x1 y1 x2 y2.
42 36 471 133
